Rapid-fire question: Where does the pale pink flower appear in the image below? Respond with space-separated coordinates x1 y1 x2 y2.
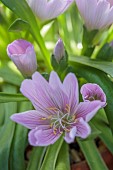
81 83 106 107
7 39 37 77
11 71 102 146
27 0 73 21
75 0 113 30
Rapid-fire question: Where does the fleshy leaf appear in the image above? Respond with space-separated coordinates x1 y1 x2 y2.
70 56 113 77
0 93 28 103
8 19 30 32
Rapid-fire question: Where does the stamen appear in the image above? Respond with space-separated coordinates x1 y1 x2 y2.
65 104 70 113
50 123 53 127
72 115 76 120
53 120 60 129
58 126 63 134
64 128 70 132
47 115 52 119
41 117 47 120
53 130 57 135
47 107 58 111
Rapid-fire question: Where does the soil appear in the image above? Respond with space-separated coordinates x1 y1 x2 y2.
70 139 113 170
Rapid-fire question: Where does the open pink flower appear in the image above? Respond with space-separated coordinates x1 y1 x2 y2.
81 83 106 107
7 39 37 77
75 0 113 30
27 0 73 22
11 71 102 146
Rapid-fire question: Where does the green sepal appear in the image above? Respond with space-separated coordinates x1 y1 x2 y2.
51 50 68 75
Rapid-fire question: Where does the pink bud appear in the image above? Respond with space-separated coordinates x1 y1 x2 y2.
7 39 37 77
53 39 65 63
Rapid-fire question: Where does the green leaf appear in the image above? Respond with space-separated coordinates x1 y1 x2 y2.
27 147 46 170
40 136 63 170
0 85 17 170
9 102 32 170
0 0 36 24
0 104 5 126
70 56 113 77
0 65 23 86
55 141 70 170
8 18 30 32
92 109 113 154
0 93 28 103
96 43 113 61
78 139 108 170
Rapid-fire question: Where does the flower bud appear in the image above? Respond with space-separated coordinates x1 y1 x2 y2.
7 39 37 77
51 39 68 73
53 39 65 63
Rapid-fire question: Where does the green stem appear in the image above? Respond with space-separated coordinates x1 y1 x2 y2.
55 141 70 170
40 136 64 170
91 25 113 59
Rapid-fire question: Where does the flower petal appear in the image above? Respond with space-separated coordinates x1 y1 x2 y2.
49 71 63 90
80 83 106 107
63 73 79 113
64 126 77 143
28 0 73 21
32 72 69 113
28 127 61 146
20 79 51 114
93 0 110 29
10 110 50 129
47 0 73 20
75 0 113 30
75 0 97 30
76 101 101 122
27 0 48 21
75 118 91 138
7 39 37 77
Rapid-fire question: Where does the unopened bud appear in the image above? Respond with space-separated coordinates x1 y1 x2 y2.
51 39 68 73
7 39 37 77
53 39 65 63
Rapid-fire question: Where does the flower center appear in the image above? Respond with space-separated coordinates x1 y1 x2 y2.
41 105 77 135
49 107 76 135
85 94 100 101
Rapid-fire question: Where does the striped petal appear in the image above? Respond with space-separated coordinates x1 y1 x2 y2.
28 127 61 146
27 0 73 21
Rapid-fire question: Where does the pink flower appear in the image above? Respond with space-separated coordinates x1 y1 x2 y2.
75 0 113 30
11 71 102 146
81 83 106 107
27 0 73 22
7 39 37 77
